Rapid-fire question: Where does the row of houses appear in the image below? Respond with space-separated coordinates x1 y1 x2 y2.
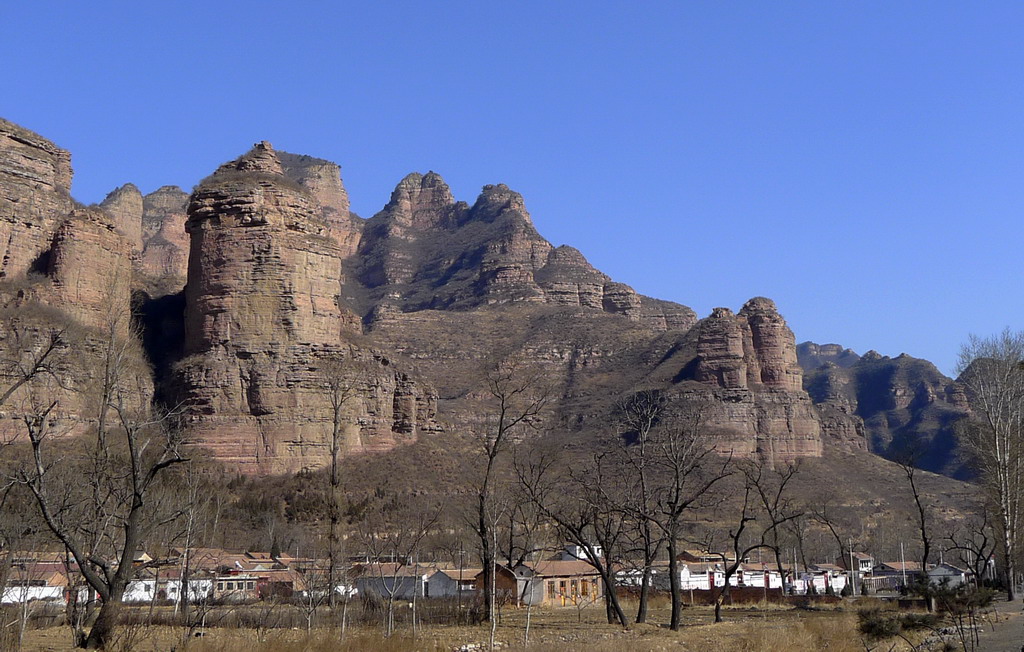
1 548 315 605
1 545 980 606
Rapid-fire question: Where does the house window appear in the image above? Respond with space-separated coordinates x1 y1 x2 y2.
227 582 235 590
570 580 578 595
247 581 255 590
559 580 567 595
217 582 223 591
580 580 589 597
547 581 556 598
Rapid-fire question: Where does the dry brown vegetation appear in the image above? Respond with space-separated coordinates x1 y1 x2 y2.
17 603 881 652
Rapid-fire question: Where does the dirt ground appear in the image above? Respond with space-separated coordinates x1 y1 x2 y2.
975 597 1024 652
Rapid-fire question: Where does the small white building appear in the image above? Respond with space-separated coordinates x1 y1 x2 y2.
735 564 785 589
678 562 725 590
1 582 64 604
1 565 67 604
124 576 215 603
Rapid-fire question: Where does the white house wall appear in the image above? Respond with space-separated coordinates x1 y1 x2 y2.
1 586 63 603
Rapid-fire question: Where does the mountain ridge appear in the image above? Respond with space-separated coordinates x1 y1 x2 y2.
0 117 965 477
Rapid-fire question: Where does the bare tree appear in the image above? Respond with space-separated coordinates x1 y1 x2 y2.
472 356 549 623
515 444 631 628
705 460 801 623
11 301 188 649
613 390 665 624
894 451 932 593
809 488 853 570
354 489 441 637
646 399 732 631
316 353 362 610
943 504 998 586
956 329 1024 600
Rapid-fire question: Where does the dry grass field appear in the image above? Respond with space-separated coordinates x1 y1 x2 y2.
14 598 945 652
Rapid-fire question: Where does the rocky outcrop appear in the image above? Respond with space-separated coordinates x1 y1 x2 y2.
740 297 803 391
0 119 146 445
0 120 132 332
671 298 830 462
799 343 968 477
693 298 802 392
178 142 437 474
279 152 362 258
47 207 133 332
99 183 143 251
3 117 963 478
0 118 73 280
797 341 860 370
139 186 190 292
353 174 695 330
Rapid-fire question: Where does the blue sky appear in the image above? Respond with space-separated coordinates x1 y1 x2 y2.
4 1 1023 375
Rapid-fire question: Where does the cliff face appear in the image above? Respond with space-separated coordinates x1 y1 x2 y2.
0 118 74 280
278 152 362 258
47 207 133 332
177 141 437 474
658 297 835 463
353 173 696 330
798 343 968 477
3 116 970 477
0 119 132 330
0 119 144 441
136 185 190 292
99 183 144 252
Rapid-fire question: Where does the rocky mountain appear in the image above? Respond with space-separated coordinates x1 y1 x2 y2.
797 342 969 478
0 117 142 439
0 116 969 476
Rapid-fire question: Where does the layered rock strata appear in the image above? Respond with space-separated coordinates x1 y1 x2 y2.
664 298 830 463
99 183 143 251
0 118 74 279
178 141 437 473
46 207 133 332
354 173 696 330
0 117 902 476
138 186 190 292
279 152 362 258
0 119 143 440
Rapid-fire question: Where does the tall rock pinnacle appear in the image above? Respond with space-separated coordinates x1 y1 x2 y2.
179 141 436 473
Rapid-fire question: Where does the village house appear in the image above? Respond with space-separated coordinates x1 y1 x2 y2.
676 561 726 590
736 562 786 590
528 560 602 607
839 552 875 575
212 574 262 602
123 569 215 604
1 563 67 604
353 563 430 600
926 563 971 588
863 561 924 592
426 567 481 599
800 563 848 594
614 563 666 590
473 565 524 604
471 559 602 607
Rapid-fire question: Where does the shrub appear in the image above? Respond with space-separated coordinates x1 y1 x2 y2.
899 612 939 631
857 608 901 639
